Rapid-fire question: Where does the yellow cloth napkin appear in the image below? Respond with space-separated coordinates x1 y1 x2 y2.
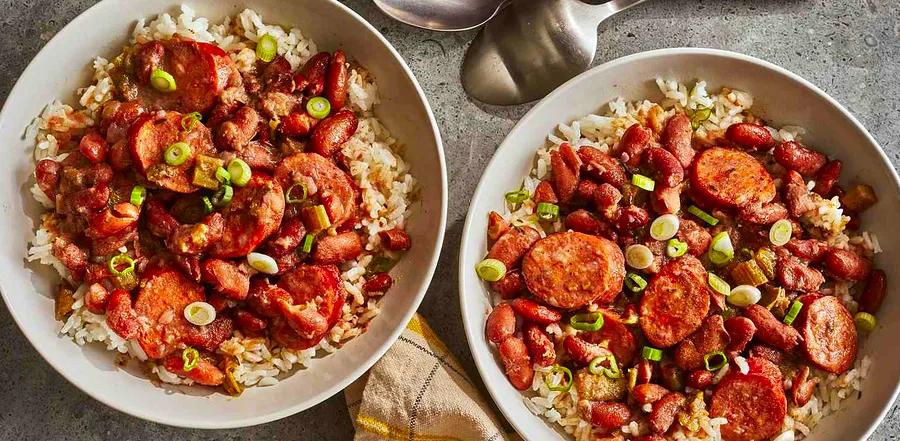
345 314 516 441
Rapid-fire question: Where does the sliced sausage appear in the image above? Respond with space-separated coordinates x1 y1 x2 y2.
661 113 694 168
673 315 730 371
275 264 346 348
128 111 215 193
133 266 206 359
487 211 510 242
522 232 625 309
200 258 250 301
690 147 776 209
274 152 359 229
312 232 363 264
710 373 787 441
639 256 711 348
676 219 711 256
798 295 858 374
743 304 801 353
131 40 230 114
181 316 234 352
487 226 541 270
262 216 306 257
582 312 638 365
207 173 285 258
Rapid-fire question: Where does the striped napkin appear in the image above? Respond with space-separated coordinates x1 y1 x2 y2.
345 314 517 441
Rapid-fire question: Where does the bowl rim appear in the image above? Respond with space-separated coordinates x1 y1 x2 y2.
458 47 900 440
0 0 447 429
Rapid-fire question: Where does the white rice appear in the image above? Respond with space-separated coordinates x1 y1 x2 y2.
506 79 877 440
26 7 415 391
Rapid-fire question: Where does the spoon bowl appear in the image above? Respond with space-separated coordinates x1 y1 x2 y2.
373 0 507 32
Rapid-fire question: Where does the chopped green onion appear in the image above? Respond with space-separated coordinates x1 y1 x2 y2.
687 205 719 226
727 285 761 307
536 202 559 221
212 184 234 208
255 34 278 62
164 142 191 166
625 244 654 270
546 365 573 392
215 166 231 185
201 196 213 214
625 273 648 292
301 233 315 254
150 69 177 92
367 256 397 274
475 258 506 282
589 354 622 378
285 183 308 204
181 112 202 131
227 158 252 187
570 312 604 332
769 219 793 246
183 301 216 326
650 214 680 241
707 272 731 296
642 346 663 361
704 351 727 371
129 186 146 206
783 300 803 326
108 254 135 277
854 311 877 333
666 238 688 258
306 97 332 119
709 231 734 266
247 252 279 275
302 205 331 231
504 189 530 205
182 347 200 372
631 173 656 191
691 107 712 130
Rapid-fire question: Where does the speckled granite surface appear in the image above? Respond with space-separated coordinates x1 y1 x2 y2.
0 0 896 439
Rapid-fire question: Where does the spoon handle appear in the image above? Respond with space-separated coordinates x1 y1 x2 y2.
572 0 648 29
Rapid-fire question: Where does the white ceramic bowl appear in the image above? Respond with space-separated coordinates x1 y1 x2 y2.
0 0 446 429
459 48 899 440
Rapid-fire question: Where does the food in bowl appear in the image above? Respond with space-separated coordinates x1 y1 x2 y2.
25 6 417 394
477 79 884 440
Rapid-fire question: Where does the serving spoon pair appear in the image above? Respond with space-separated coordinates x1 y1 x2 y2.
373 0 648 105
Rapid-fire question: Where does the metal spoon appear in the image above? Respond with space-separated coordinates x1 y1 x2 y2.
462 0 647 106
373 0 508 32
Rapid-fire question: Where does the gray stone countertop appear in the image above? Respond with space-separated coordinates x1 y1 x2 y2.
0 0 897 439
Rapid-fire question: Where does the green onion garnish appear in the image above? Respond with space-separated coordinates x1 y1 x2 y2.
164 142 191 166
783 300 803 326
631 173 656 191
285 183 308 204
569 312 604 332
301 233 315 254
650 214 680 241
666 238 688 258
129 185 146 206
227 158 252 187
624 273 648 292
546 365 573 392
306 97 332 119
255 34 278 63
182 347 200 372
707 272 731 296
504 189 529 205
709 231 734 266
704 351 727 371
150 69 177 92
769 219 793 247
366 256 396 274
180 112 202 131
854 311 877 333
247 252 279 275
536 202 559 221
641 346 662 361
215 166 231 185
108 253 135 277
687 205 719 226
201 196 213 214
475 258 506 282
212 185 234 208
691 107 712 130
589 354 622 378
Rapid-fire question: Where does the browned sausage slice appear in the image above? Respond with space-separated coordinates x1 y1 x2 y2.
207 173 285 258
134 266 206 359
522 232 625 309
129 111 215 193
131 40 231 114
274 152 359 229
710 373 787 441
639 255 711 348
690 147 776 209
799 295 858 374
486 226 541 270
